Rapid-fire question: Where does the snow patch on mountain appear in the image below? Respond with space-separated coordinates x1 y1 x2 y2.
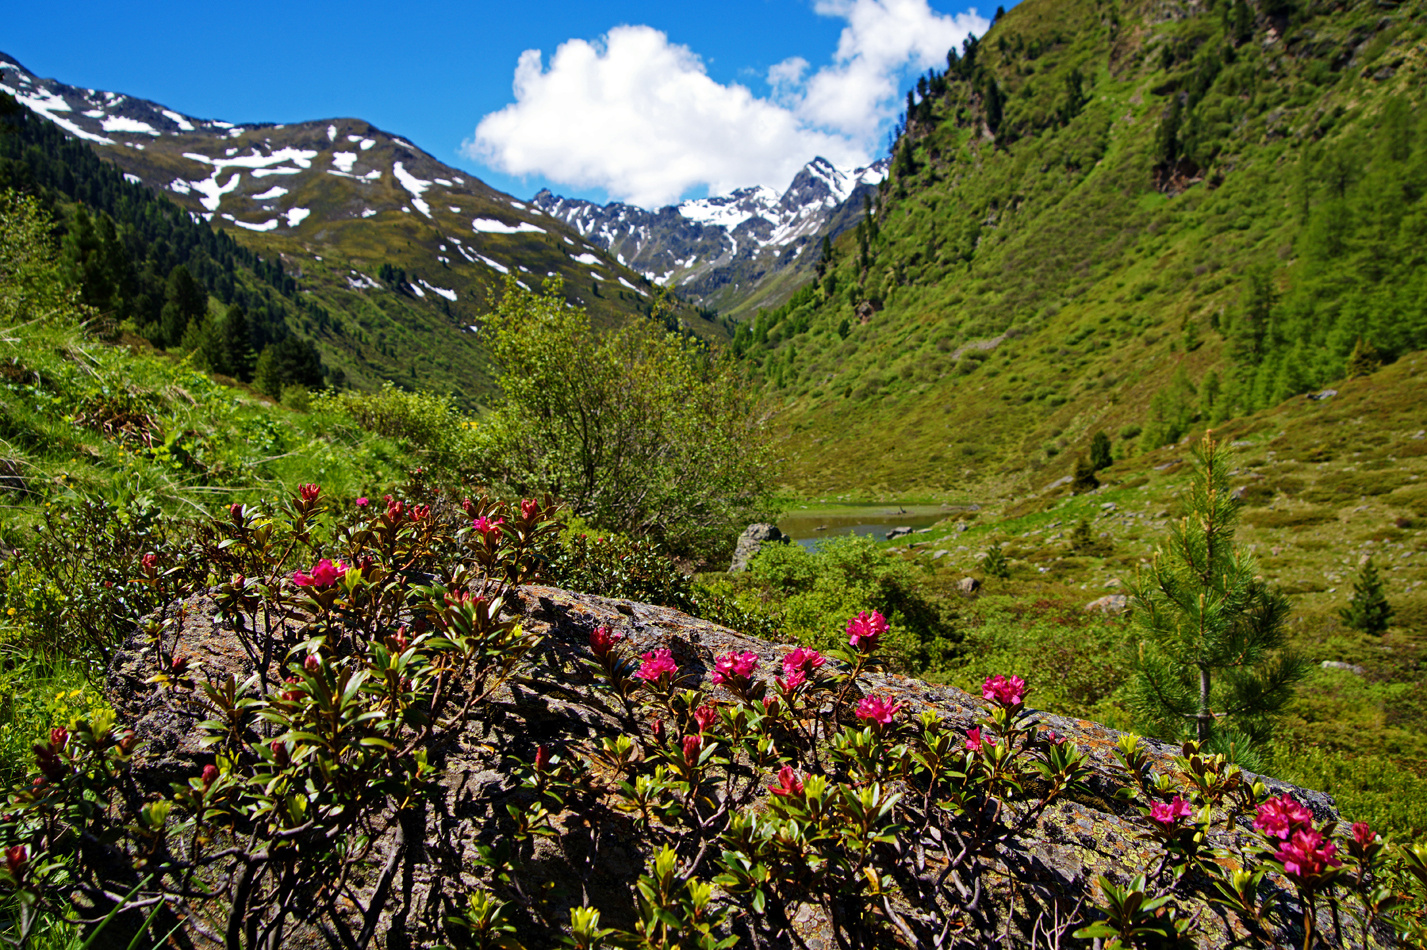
471 218 545 235
332 151 358 173
285 208 310 228
393 162 433 218
253 186 289 201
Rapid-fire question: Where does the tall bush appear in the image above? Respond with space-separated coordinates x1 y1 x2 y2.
474 278 775 558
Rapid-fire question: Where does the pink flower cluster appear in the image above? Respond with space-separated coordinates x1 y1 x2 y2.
1148 796 1193 828
711 651 759 687
1277 829 1341 881
1254 794 1314 840
472 515 505 543
298 483 320 503
982 674 1027 707
846 610 888 652
778 647 825 689
769 765 804 797
637 648 678 683
855 694 902 726
965 728 994 753
293 559 347 588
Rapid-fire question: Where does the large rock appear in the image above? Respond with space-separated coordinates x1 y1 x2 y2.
728 521 789 572
102 584 1347 949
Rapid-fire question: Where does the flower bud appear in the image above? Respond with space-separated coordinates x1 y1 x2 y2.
5 844 27 877
304 654 321 674
201 764 219 787
534 745 551 772
270 740 290 766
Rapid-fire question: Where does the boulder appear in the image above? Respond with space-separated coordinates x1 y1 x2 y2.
956 576 981 595
101 584 1344 949
728 521 789 572
886 525 913 540
1084 593 1129 613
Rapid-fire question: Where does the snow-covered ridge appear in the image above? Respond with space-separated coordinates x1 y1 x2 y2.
534 155 889 299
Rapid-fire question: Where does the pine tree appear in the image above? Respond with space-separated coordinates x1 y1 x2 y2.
1129 433 1309 759
1339 558 1392 636
982 543 1010 580
1089 431 1113 472
1344 337 1381 378
1072 455 1100 493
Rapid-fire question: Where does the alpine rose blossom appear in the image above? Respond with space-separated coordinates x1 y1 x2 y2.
298 483 320 502
293 559 346 588
1277 828 1341 881
1254 794 1314 841
682 734 703 765
5 844 27 876
693 704 718 733
965 728 989 752
1148 797 1193 828
590 626 623 657
855 695 903 725
711 651 759 686
1352 821 1376 850
846 610 889 651
472 515 505 542
356 496 369 507
769 765 804 797
201 765 220 786
637 649 678 682
982 674 1027 707
521 498 539 521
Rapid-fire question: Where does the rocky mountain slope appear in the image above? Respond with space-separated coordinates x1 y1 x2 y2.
535 156 887 320
0 53 721 403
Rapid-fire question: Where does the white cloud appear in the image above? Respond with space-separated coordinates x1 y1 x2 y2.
468 2 988 207
800 0 990 139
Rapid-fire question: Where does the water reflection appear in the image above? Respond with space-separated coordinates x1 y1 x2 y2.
778 507 951 552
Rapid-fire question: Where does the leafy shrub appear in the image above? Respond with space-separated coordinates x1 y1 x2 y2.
472 278 775 559
749 535 955 670
312 382 478 472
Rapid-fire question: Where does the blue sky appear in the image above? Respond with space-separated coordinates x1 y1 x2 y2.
3 0 1001 207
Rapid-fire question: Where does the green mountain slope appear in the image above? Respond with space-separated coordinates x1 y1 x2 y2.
0 55 722 407
741 0 1425 498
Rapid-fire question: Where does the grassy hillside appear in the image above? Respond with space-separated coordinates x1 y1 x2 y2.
736 0 1425 499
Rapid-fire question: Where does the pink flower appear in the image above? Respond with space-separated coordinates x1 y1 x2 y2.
855 695 903 726
356 496 369 507
982 675 1027 707
637 649 678 683
1148 796 1193 828
521 498 539 521
298 483 320 502
201 764 219 787
472 515 505 543
1254 794 1314 841
229 502 245 522
1277 828 1341 881
270 740 290 766
293 558 346 588
782 647 825 681
846 610 889 651
693 704 718 733
590 626 623 657
304 654 321 674
50 728 68 750
1352 821 1376 850
534 745 551 771
6 844 27 876
385 495 404 521
965 728 988 752
682 734 703 765
769 765 804 797
711 651 759 687
140 552 159 574
411 504 430 521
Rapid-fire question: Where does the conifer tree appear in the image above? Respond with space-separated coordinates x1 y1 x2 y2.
1339 557 1392 636
1089 430 1113 472
1072 455 1100 493
1345 336 1381 378
1129 434 1308 759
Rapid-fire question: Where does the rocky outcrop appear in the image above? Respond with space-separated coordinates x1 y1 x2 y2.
104 583 1348 949
727 521 789 572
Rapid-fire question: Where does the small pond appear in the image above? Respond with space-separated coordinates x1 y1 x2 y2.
778 505 955 552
